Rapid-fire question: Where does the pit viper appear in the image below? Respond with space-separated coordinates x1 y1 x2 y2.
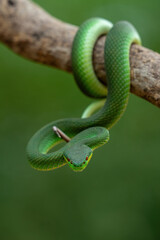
27 18 141 172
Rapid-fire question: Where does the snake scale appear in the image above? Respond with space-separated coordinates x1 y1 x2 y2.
27 18 141 172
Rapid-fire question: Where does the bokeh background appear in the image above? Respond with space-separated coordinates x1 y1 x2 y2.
1 0 160 239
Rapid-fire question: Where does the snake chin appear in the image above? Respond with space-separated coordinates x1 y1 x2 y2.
63 144 93 172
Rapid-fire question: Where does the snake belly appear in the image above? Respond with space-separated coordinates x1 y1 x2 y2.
27 18 141 172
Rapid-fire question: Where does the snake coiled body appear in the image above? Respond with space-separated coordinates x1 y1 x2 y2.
27 18 141 172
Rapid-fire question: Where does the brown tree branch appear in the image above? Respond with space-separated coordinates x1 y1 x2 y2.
0 0 160 107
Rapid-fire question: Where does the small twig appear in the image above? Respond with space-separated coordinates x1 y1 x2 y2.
53 126 71 142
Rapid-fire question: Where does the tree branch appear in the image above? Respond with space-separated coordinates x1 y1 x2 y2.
0 0 160 107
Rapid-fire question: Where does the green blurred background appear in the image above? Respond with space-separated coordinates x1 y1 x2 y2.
1 0 160 239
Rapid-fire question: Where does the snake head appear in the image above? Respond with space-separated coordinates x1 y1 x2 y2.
64 144 93 172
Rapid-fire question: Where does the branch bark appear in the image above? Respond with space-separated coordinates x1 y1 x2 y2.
0 0 160 107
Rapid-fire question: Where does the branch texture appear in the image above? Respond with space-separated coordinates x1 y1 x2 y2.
0 0 160 107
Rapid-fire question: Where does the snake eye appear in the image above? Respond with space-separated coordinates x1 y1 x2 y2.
67 158 70 162
86 156 88 160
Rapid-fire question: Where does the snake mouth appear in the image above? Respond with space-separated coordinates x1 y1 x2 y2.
64 153 93 172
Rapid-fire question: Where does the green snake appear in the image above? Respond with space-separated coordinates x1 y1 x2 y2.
27 18 141 172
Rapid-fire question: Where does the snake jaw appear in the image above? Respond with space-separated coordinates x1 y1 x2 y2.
64 153 93 172
73 153 93 172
